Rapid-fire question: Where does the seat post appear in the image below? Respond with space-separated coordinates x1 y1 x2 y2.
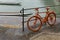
35 8 39 13
46 7 50 12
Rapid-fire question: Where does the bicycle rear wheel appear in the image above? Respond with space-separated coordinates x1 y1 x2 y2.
27 16 42 32
47 12 56 26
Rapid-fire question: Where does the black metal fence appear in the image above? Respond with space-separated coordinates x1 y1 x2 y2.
0 5 60 32
20 5 60 32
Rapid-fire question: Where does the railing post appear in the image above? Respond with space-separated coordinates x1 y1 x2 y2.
20 8 24 32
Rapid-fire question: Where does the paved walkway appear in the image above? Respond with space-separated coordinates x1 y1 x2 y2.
0 18 60 40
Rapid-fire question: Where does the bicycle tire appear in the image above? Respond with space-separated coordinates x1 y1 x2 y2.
27 16 42 32
47 12 56 26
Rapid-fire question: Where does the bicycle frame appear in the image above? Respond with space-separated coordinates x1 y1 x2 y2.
34 8 49 24
27 7 56 32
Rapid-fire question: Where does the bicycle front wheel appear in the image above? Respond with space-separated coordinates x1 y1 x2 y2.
27 16 42 32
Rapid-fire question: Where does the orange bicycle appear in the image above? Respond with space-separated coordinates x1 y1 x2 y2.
27 7 56 32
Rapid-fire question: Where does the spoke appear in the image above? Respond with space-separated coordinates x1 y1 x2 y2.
48 14 55 24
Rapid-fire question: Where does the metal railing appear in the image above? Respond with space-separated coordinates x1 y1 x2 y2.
0 5 60 32
24 5 60 10
20 5 60 32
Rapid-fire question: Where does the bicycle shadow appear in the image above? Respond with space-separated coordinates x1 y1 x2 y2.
0 22 60 40
42 23 60 33
20 22 60 40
